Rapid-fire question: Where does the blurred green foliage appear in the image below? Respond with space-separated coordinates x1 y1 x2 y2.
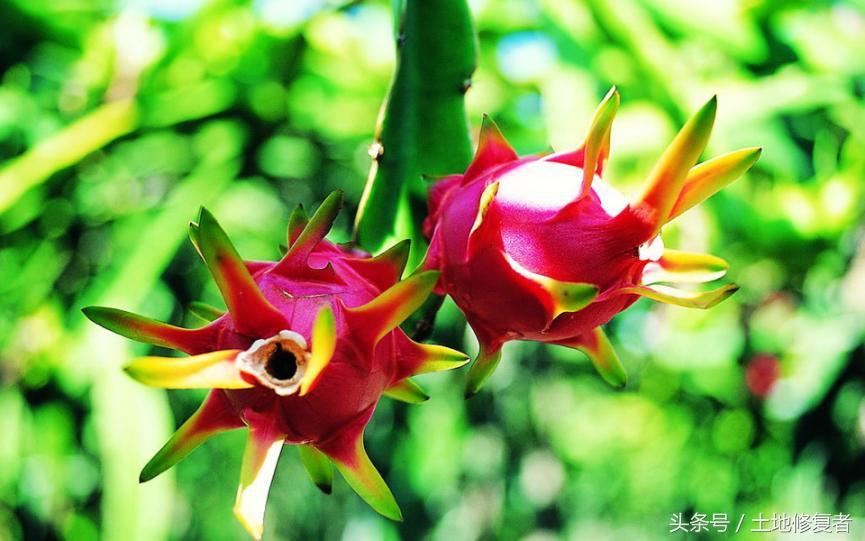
1 0 865 540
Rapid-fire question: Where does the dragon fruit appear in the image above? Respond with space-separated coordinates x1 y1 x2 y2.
83 191 468 539
423 89 761 396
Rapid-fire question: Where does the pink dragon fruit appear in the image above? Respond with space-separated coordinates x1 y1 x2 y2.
83 191 468 539
423 89 761 396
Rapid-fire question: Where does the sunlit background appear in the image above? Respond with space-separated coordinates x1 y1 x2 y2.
1 0 865 539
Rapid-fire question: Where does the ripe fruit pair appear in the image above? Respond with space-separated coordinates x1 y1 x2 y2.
85 89 759 538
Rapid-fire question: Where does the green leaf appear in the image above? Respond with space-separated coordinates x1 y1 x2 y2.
0 80 237 216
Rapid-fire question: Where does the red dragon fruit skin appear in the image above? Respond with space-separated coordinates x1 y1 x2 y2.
423 88 762 397
83 191 468 539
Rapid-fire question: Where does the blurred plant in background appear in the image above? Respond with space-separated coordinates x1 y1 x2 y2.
1 0 864 540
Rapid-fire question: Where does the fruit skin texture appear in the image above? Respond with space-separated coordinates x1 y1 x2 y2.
83 192 468 539
423 89 761 396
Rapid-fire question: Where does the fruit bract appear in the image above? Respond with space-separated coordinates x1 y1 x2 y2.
84 192 468 539
422 89 761 396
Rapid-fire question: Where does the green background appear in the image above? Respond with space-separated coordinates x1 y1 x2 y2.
1 0 864 539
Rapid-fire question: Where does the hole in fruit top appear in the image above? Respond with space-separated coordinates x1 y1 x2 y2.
235 330 310 396
265 344 298 381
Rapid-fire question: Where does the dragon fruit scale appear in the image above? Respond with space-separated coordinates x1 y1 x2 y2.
83 191 469 539
423 88 762 397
